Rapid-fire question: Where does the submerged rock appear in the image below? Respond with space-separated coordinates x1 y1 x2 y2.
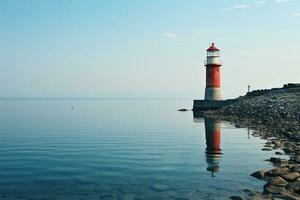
177 108 189 112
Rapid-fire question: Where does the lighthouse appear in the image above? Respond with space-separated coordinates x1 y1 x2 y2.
204 43 222 100
193 43 230 110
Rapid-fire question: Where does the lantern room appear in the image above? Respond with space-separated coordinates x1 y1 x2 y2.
205 43 222 66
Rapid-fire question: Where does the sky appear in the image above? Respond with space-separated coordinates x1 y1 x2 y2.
0 0 299 99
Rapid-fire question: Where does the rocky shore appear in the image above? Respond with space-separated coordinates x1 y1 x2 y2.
204 84 300 200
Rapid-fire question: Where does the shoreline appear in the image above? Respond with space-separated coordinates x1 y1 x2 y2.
202 84 300 199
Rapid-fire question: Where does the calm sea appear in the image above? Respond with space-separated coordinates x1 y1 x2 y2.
0 99 283 199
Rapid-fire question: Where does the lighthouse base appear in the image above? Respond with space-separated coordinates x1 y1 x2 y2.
205 87 222 101
193 99 237 111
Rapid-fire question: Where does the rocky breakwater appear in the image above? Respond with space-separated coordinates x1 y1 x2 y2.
205 84 300 199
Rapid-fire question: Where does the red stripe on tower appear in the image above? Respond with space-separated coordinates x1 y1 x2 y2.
204 43 222 100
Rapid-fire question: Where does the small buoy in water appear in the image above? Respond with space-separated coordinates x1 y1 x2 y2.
178 108 189 112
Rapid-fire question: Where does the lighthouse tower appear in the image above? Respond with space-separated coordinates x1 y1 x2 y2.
204 43 222 100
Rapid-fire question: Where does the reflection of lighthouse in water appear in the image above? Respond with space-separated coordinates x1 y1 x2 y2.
204 118 222 177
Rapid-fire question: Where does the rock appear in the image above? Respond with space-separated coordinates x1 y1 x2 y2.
292 155 300 163
287 182 300 193
178 109 189 112
281 172 300 182
262 148 273 151
286 164 297 170
273 141 283 148
283 147 294 154
151 184 170 192
268 167 290 177
270 157 289 165
264 143 273 148
295 149 300 155
230 196 244 200
242 189 258 196
264 185 287 194
266 177 288 187
292 165 300 173
251 170 268 180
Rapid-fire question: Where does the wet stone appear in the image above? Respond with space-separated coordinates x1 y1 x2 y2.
292 165 300 173
266 177 288 187
264 185 287 194
264 144 273 148
178 108 189 112
293 155 300 163
283 147 294 154
262 148 273 151
268 167 290 177
287 182 300 193
251 170 268 180
281 172 300 182
270 157 289 165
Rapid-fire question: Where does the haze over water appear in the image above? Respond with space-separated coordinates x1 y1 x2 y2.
0 99 284 199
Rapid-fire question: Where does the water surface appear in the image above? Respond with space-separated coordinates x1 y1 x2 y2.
0 100 281 199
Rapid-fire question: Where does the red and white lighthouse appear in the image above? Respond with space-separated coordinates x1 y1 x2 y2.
204 43 222 100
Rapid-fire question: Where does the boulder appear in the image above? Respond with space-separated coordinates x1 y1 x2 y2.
251 170 268 180
264 185 287 194
283 147 294 154
266 176 288 187
293 165 300 173
268 167 290 177
281 172 300 182
292 155 300 163
270 157 289 165
287 182 300 193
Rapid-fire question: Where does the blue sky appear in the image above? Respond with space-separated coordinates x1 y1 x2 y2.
0 0 299 99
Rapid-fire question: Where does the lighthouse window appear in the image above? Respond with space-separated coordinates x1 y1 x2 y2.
207 51 219 57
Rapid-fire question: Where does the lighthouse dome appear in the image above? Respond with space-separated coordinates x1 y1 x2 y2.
207 43 219 51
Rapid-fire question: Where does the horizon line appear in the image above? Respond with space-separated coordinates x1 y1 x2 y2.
0 97 192 101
